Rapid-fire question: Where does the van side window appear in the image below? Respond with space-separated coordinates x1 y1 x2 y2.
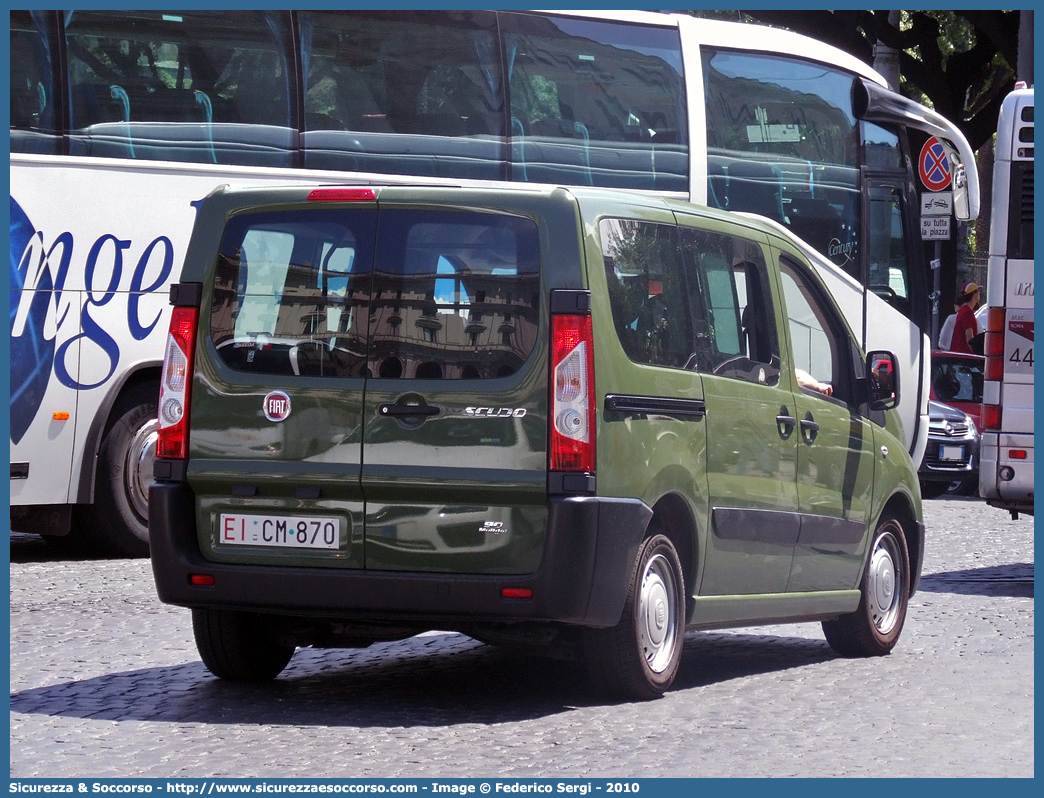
778 255 847 402
680 227 780 385
600 219 693 369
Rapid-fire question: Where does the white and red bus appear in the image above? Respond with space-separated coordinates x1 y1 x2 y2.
980 85 1034 518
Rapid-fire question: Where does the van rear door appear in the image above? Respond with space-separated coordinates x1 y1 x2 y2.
360 208 548 574
194 206 376 569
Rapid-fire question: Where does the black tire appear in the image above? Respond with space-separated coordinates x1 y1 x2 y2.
822 513 910 657
83 385 159 558
192 609 296 681
583 533 685 700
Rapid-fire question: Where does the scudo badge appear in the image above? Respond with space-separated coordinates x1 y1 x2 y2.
263 390 292 422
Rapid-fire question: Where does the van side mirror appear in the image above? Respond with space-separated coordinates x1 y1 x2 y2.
866 350 900 410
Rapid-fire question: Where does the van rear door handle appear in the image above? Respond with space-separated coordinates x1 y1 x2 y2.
776 406 796 440
378 403 440 417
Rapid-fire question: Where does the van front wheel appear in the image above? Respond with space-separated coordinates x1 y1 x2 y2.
822 513 910 657
192 609 296 681
583 533 685 700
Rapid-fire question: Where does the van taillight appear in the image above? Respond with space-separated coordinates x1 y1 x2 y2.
157 306 198 459
550 315 595 472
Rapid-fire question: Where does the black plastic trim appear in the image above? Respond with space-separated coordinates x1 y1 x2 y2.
714 506 868 550
549 289 591 315
910 520 926 594
153 458 188 483
604 394 706 419
548 471 596 495
169 282 203 308
713 507 802 545
149 484 651 629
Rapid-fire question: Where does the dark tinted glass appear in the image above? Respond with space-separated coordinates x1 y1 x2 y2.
501 13 687 191
10 10 58 154
680 226 780 385
370 211 540 380
211 208 541 380
600 219 692 368
211 209 377 378
65 10 294 166
931 356 984 404
300 11 504 180
703 48 861 271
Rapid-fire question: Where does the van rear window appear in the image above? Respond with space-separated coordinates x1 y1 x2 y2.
210 208 540 379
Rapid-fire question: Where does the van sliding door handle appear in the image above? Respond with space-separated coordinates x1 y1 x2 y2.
800 414 820 444
776 406 796 440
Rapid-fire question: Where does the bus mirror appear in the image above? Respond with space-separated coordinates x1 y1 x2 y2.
867 350 900 410
952 163 971 220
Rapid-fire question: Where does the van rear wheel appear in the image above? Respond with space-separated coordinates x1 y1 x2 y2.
583 533 685 700
192 609 296 681
822 513 910 657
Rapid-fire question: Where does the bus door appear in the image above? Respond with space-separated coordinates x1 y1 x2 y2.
861 174 927 456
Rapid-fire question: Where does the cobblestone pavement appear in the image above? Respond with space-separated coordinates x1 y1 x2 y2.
10 498 1033 778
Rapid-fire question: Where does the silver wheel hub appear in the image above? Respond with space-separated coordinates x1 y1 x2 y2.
867 531 902 634
125 417 160 522
638 552 679 673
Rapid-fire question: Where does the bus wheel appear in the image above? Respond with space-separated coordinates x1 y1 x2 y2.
822 513 910 657
193 609 296 681
583 533 685 700
88 386 158 558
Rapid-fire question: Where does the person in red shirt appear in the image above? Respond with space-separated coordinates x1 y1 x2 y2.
948 282 981 353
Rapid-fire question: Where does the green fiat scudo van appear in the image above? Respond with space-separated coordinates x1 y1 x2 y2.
150 184 923 699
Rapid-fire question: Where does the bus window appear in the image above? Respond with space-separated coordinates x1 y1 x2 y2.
300 11 504 180
10 11 58 154
866 185 912 319
863 121 904 170
703 48 861 273
65 10 294 167
501 13 687 191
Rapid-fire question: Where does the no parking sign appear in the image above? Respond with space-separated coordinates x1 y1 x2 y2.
919 136 953 192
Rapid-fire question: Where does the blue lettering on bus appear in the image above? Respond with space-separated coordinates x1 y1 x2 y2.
128 236 174 340
9 196 175 442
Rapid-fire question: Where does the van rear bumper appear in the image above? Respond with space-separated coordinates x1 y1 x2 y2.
149 483 652 629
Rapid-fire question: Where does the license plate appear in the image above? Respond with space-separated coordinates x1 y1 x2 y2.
219 513 340 550
939 445 965 461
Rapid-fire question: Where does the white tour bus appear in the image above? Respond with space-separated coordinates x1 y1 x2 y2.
10 9 978 554
980 85 1034 518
